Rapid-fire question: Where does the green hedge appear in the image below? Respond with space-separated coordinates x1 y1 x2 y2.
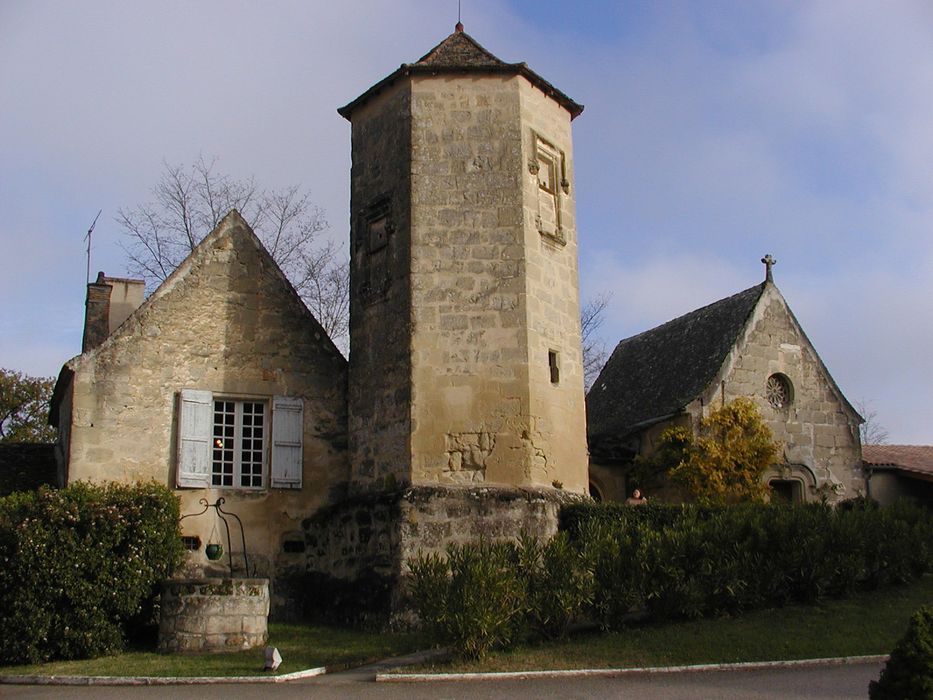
410 500 933 656
0 481 184 664
572 499 932 627
408 534 594 658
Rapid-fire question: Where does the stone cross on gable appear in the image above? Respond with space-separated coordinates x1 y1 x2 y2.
761 254 777 282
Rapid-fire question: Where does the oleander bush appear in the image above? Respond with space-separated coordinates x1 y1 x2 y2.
409 540 525 659
518 532 594 640
569 499 933 628
410 500 933 656
0 481 184 664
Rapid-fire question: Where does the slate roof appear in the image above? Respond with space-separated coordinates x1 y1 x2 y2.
863 444 933 480
338 26 583 120
587 283 766 454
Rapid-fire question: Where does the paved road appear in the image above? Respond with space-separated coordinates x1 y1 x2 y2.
2 660 883 699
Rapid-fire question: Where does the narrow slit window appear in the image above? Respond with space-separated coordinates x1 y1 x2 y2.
549 350 560 384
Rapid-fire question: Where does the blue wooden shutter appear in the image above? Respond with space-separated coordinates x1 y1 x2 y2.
271 396 303 489
177 389 212 488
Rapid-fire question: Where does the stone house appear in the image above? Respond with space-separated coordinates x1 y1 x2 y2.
587 264 864 504
50 213 349 588
863 444 933 507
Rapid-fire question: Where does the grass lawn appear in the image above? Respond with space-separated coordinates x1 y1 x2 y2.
3 577 930 678
0 624 429 678
405 575 933 674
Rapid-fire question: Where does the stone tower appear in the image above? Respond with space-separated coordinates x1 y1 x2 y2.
338 26 588 495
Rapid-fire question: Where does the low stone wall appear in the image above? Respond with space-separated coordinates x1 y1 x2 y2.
302 484 583 615
158 578 269 653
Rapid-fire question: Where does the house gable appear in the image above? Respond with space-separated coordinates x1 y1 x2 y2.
587 276 864 503
712 284 862 497
64 210 347 482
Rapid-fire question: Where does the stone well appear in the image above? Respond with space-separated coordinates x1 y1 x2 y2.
158 577 270 653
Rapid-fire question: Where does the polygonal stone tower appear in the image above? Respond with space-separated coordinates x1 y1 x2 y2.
338 25 588 496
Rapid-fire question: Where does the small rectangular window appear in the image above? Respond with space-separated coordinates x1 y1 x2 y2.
549 350 560 384
212 399 266 488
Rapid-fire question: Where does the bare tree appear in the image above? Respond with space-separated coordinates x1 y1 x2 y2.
581 292 612 392
118 156 348 353
857 398 890 445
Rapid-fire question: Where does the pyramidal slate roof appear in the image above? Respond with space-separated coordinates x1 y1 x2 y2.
338 25 583 119
587 283 767 453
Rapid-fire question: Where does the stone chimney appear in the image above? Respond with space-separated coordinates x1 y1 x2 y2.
82 271 145 352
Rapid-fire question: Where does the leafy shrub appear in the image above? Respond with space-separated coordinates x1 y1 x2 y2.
567 499 933 624
410 500 933 655
0 481 183 664
409 540 525 659
519 532 594 639
869 606 933 700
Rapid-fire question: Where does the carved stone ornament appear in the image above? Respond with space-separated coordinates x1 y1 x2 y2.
536 216 567 247
528 160 540 175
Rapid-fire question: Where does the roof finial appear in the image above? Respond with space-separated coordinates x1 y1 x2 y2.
456 0 463 31
761 254 777 283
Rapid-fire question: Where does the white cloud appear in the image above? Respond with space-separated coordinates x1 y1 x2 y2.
0 1 931 442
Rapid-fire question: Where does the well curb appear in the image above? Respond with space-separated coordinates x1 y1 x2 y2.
375 655 889 683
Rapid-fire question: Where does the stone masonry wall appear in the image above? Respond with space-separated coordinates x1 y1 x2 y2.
707 285 863 501
518 78 589 493
61 214 349 582
347 82 414 492
158 578 269 653
404 73 588 493
408 74 533 488
304 485 581 595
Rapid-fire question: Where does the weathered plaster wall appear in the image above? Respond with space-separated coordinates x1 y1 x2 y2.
62 215 349 579
868 472 933 507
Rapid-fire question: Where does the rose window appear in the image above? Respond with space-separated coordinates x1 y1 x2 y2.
766 374 792 410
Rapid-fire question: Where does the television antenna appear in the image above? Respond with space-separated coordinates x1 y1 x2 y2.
84 209 102 284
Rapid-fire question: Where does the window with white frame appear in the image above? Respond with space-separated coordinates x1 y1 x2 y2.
211 399 265 488
177 389 303 490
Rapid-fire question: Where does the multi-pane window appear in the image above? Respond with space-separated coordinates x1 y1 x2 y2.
212 400 265 488
177 389 302 490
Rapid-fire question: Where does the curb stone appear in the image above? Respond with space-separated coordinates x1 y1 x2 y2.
0 666 327 685
0 653 888 686
376 654 889 683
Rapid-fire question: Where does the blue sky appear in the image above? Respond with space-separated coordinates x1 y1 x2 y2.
1 1 931 443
